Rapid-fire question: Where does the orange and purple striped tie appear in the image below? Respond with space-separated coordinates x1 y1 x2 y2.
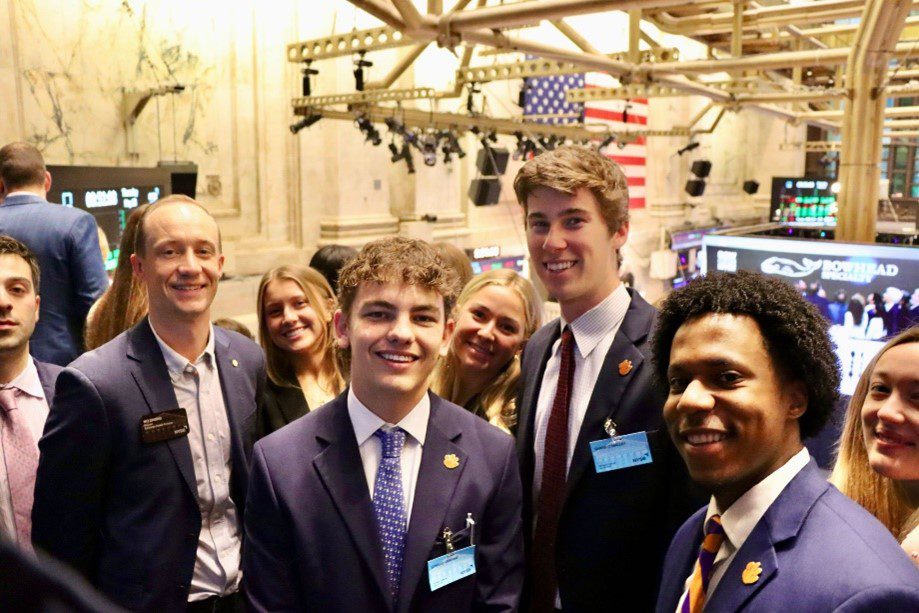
681 515 725 613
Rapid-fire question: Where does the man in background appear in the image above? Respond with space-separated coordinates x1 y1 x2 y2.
0 142 108 365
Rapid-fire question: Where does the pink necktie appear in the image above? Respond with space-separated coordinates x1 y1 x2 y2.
0 388 37 551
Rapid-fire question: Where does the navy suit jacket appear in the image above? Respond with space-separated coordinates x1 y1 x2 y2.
34 359 63 405
32 318 265 612
0 193 108 365
242 391 524 612
517 289 700 612
656 461 919 612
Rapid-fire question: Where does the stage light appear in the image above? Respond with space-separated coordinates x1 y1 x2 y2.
353 52 373 92
599 134 616 151
677 141 700 156
419 131 440 167
290 114 321 134
301 61 319 97
355 115 382 146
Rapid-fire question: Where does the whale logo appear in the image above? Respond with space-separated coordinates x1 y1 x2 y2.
760 256 822 278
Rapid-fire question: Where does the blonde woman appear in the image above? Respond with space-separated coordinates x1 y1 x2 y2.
432 269 541 432
831 327 919 564
257 265 345 437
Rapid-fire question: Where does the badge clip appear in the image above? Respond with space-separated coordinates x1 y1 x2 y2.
604 418 624 447
442 527 454 553
466 513 476 546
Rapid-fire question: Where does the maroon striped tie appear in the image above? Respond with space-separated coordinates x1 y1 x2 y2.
531 327 576 612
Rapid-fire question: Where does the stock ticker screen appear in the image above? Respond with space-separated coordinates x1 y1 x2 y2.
770 177 839 227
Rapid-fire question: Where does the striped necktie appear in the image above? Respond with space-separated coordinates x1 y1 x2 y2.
681 515 725 613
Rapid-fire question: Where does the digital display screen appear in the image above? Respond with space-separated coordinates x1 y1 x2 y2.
702 233 919 395
470 255 527 276
770 177 838 227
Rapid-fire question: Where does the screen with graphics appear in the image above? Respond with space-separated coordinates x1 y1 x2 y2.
47 166 169 271
702 234 919 395
770 177 838 227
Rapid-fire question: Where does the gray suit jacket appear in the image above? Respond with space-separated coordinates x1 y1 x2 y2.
32 318 265 612
0 193 108 365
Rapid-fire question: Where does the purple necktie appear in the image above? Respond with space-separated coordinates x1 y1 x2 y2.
0 388 37 551
373 427 407 604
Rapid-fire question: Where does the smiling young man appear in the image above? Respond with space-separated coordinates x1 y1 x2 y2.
0 236 62 551
32 196 265 612
653 271 919 612
513 146 698 612
242 237 524 612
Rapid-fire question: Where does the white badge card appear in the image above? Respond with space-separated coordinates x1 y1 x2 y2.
589 431 653 473
428 545 476 591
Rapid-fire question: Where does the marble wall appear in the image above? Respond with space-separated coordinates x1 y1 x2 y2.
0 0 804 297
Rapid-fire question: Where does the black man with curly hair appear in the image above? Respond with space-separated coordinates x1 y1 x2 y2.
653 271 919 613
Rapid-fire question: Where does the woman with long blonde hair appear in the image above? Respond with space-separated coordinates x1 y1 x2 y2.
432 269 541 432
84 204 149 350
257 265 345 437
831 327 919 563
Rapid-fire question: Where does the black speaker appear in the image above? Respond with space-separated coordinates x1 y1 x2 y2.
685 179 706 197
469 178 502 206
690 160 711 178
157 162 198 197
475 147 510 176
743 179 760 195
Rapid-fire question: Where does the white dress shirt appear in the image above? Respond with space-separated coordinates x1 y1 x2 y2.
676 447 811 612
347 387 429 526
532 283 631 504
0 357 49 541
151 323 241 601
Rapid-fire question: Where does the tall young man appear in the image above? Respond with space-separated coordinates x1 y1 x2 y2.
653 271 919 612
514 146 697 611
0 236 61 550
242 237 524 612
33 196 265 612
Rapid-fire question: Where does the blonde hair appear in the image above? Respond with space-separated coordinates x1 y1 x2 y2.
257 265 345 395
431 269 542 431
830 327 919 541
84 205 149 350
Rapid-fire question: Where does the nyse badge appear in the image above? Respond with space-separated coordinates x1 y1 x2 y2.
231 359 239 368
443 454 460 469
741 561 762 585
618 360 633 376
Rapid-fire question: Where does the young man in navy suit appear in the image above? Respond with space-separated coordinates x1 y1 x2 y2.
514 146 698 611
243 237 524 612
33 196 265 612
0 236 61 551
653 271 919 612
0 142 108 365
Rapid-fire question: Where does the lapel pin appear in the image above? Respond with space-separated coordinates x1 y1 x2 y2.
741 561 762 585
443 453 460 469
231 359 239 368
618 359 633 376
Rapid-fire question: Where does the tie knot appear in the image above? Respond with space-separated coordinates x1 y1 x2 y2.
0 388 17 412
704 515 724 537
375 427 406 459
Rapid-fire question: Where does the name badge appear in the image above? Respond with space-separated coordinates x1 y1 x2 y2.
589 431 653 473
428 545 476 591
140 409 190 444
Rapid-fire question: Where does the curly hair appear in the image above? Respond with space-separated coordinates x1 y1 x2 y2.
652 270 840 439
337 236 461 319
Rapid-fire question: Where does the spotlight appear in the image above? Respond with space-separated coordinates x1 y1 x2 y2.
599 134 616 151
513 132 526 160
301 61 319 97
389 139 415 173
441 130 465 163
353 51 373 92
419 131 440 167
290 113 321 134
355 115 382 146
677 141 700 156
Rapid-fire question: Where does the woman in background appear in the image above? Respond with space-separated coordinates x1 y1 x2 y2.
432 269 541 432
831 327 919 565
257 264 344 437
844 293 868 339
84 204 149 350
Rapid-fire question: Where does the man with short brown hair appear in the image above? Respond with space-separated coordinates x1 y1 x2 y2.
0 142 108 365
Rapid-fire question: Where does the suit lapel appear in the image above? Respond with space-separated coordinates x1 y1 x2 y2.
214 330 254 500
517 324 560 477
312 395 391 608
34 361 60 405
659 513 706 613
398 395 467 612
126 319 198 500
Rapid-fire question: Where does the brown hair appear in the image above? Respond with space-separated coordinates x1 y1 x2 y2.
84 205 149 350
830 327 919 541
337 237 461 319
0 234 40 291
431 269 542 431
513 144 630 234
0 142 46 192
134 195 221 257
431 242 474 290
213 317 254 341
257 265 345 394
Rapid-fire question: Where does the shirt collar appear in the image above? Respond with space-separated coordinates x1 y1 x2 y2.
2 191 39 200
1 356 44 400
705 446 811 550
347 387 430 447
149 321 217 377
559 284 631 359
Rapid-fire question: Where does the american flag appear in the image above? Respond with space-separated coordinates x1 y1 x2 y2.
523 69 647 208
